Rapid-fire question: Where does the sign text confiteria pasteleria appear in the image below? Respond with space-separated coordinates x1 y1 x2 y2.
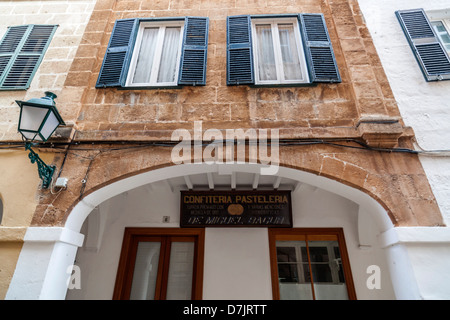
180 190 292 228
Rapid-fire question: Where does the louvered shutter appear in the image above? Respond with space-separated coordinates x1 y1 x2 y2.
0 25 57 90
0 26 27 84
178 17 209 86
226 15 254 85
396 9 450 81
96 19 138 88
299 14 341 83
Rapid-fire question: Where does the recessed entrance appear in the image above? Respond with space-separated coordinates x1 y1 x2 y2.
63 163 396 300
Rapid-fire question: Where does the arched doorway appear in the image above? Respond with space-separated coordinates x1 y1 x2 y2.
7 163 421 300
64 163 398 299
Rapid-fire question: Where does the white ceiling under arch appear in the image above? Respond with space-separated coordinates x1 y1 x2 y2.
66 162 394 235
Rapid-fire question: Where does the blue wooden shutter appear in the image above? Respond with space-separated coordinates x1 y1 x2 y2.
178 17 208 86
226 15 254 85
0 25 57 90
396 9 450 81
299 14 341 83
96 19 137 88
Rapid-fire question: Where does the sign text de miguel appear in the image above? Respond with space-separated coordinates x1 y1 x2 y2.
180 190 292 227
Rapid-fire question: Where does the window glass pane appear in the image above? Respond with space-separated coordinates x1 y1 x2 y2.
129 241 161 300
132 27 159 84
432 21 450 52
157 26 181 83
278 24 302 80
276 241 313 300
255 24 277 81
307 246 332 282
334 246 345 283
277 247 298 282
309 241 349 300
166 241 195 300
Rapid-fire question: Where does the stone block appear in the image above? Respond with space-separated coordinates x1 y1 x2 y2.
33 75 55 90
115 1 141 12
178 87 217 104
340 39 365 52
69 57 98 73
357 117 404 148
335 23 360 39
94 0 116 11
344 50 371 66
64 71 92 87
118 104 158 122
182 103 231 121
349 65 377 83
52 123 76 141
353 81 383 100
140 0 170 10
342 162 368 189
157 104 182 122
357 97 387 116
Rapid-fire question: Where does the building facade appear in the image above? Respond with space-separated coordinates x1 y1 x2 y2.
358 0 450 299
0 0 96 299
1 0 449 300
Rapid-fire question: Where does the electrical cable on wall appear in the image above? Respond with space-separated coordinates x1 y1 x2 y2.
2 137 450 159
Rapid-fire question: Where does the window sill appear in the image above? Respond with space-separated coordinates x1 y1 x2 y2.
250 82 317 88
0 87 28 91
117 85 184 90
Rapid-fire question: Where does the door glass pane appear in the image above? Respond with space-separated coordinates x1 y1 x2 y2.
255 24 277 81
129 241 161 300
132 27 159 84
166 241 195 300
276 241 313 300
309 241 349 300
278 24 302 80
157 26 181 83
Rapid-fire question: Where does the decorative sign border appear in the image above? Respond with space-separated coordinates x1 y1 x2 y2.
180 190 292 228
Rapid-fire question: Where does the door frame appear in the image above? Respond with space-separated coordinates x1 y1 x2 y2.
113 227 205 300
268 228 357 300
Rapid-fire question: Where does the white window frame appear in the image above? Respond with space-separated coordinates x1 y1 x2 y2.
251 17 309 85
126 20 184 87
431 19 450 53
427 10 450 53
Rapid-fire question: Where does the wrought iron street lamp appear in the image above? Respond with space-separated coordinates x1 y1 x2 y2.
16 91 65 189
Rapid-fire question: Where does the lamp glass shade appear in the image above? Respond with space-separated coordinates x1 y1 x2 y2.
39 111 60 141
16 92 64 142
18 105 49 140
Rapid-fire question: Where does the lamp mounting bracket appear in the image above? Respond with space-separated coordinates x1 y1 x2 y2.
25 142 55 189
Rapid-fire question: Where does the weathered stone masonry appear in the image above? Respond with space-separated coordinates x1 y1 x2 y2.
31 0 444 228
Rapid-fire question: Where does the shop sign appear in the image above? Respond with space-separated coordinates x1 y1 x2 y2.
180 190 292 227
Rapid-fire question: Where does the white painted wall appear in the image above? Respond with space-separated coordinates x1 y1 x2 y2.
5 227 84 299
357 0 450 226
203 228 273 300
357 0 450 299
